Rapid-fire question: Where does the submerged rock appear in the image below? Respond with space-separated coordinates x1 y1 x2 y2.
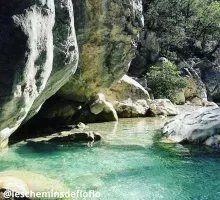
150 99 179 116
26 131 101 144
72 175 104 190
0 0 79 149
163 107 220 147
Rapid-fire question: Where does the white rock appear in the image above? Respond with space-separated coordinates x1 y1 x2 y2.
163 107 220 147
90 93 118 121
103 75 150 103
114 99 149 118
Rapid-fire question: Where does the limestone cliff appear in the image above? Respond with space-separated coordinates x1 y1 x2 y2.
57 0 144 102
0 0 78 148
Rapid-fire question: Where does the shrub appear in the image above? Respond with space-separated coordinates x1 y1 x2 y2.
147 61 188 101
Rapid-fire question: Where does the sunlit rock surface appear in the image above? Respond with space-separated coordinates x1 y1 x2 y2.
103 75 150 103
150 99 179 116
163 107 220 147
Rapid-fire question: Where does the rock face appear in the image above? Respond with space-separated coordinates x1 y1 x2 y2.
57 0 144 102
129 30 159 77
201 66 220 102
31 0 146 126
179 67 207 104
172 67 207 105
184 77 207 102
163 107 220 147
150 99 179 116
0 0 79 148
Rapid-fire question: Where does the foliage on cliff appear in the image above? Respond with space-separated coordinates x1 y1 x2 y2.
147 61 188 100
143 0 220 61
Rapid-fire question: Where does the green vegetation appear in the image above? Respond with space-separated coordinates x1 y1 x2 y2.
147 61 188 100
143 0 220 61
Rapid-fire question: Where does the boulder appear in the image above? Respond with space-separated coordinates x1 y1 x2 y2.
57 0 144 102
184 77 207 101
103 75 150 103
90 93 118 122
0 171 68 194
149 99 179 116
0 0 79 149
97 101 118 122
190 97 203 106
163 107 220 147
90 94 107 115
115 99 149 118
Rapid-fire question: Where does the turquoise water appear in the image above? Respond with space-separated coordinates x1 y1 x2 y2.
1 118 220 200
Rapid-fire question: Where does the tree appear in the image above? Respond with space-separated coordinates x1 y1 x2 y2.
142 0 220 62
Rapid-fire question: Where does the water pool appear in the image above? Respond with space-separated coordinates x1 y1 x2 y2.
1 118 220 200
